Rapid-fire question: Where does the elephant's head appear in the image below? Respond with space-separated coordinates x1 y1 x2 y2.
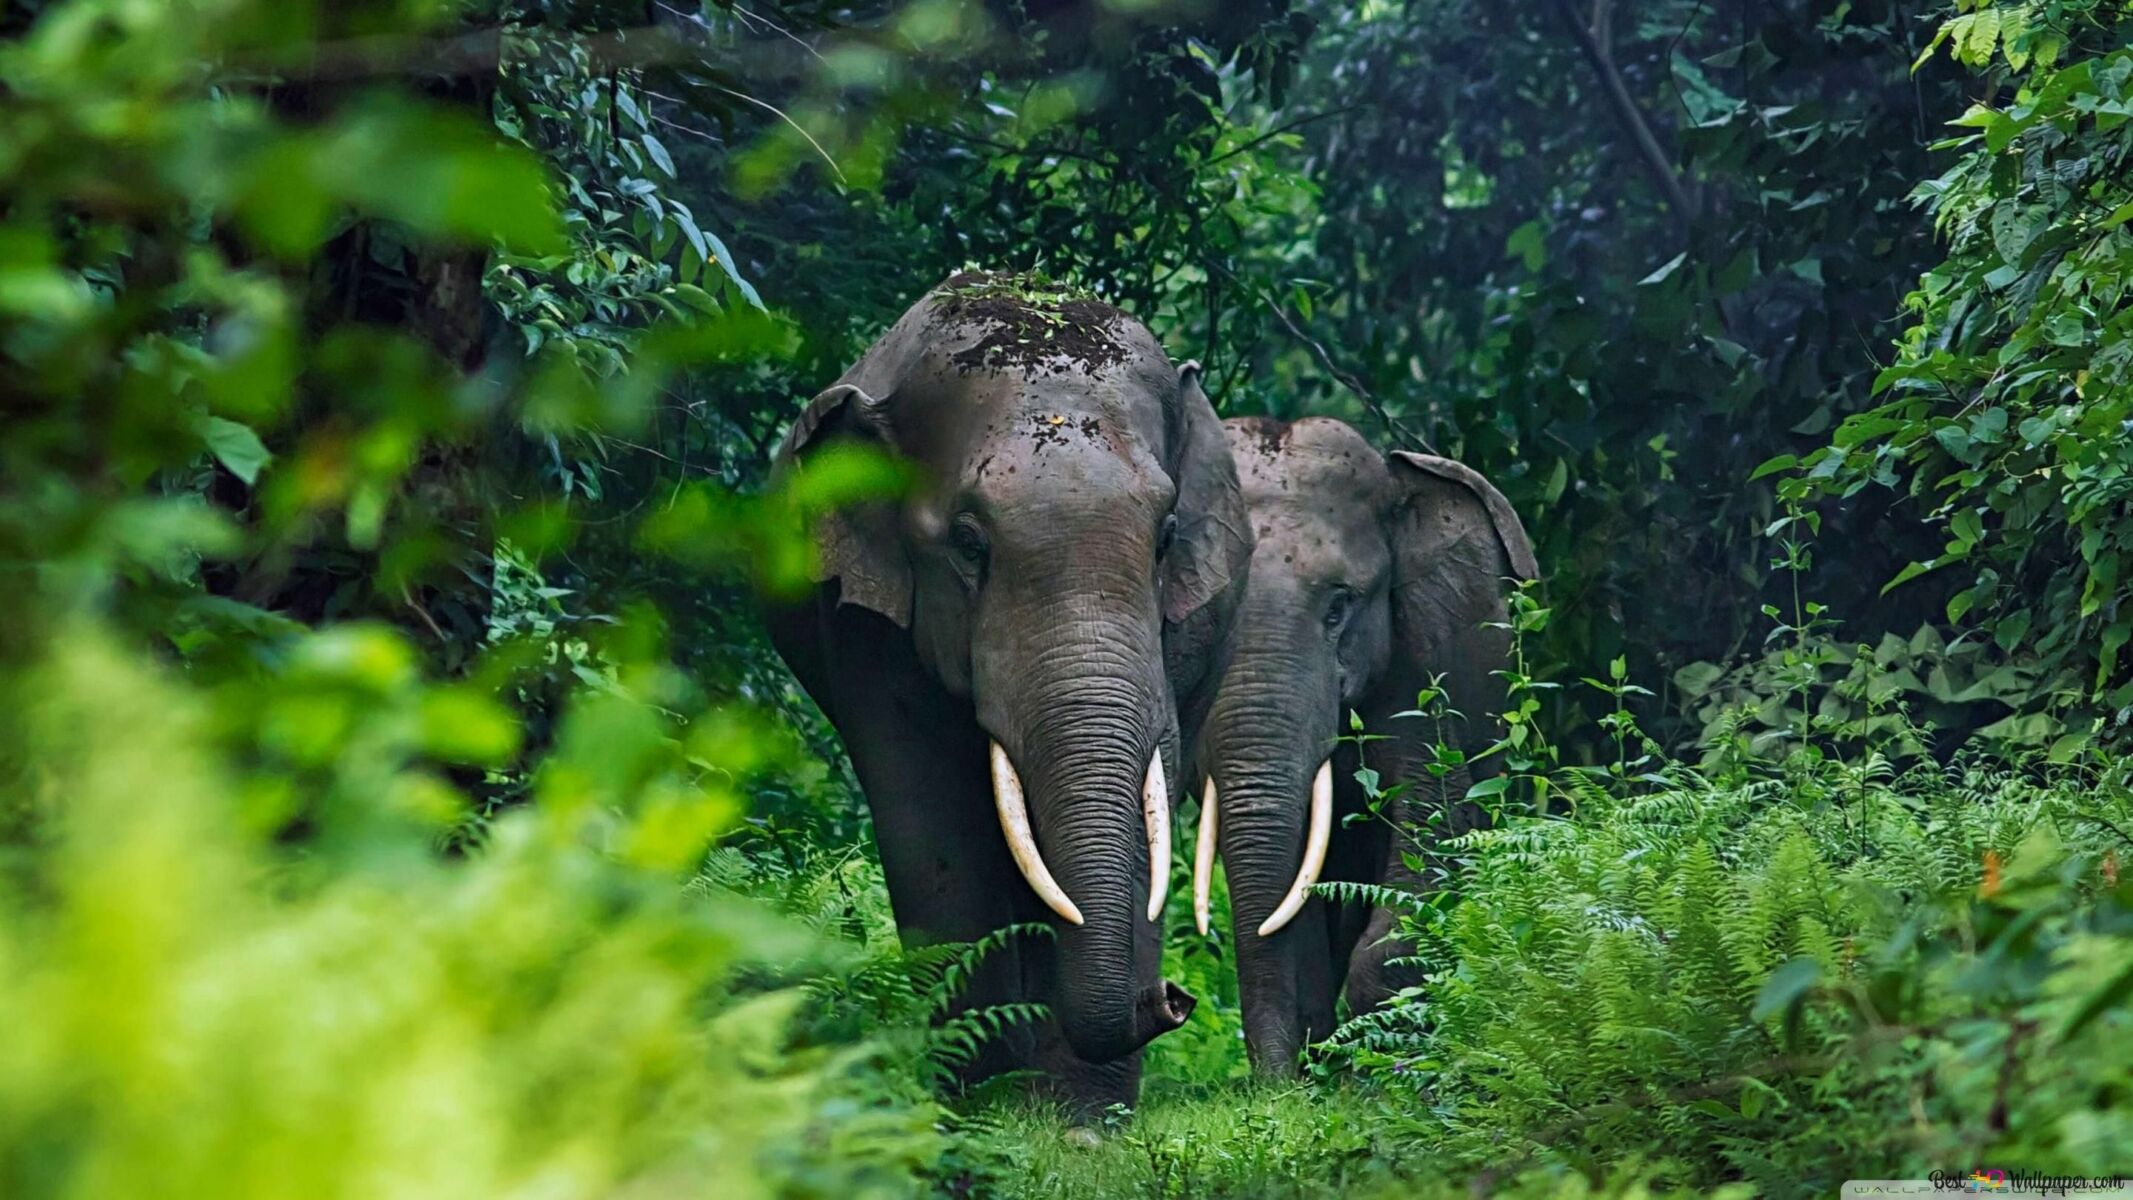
776 274 1249 1061
1195 416 1534 1071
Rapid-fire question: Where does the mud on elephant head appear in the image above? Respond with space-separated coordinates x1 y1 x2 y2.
1194 416 1535 1075
767 273 1252 1070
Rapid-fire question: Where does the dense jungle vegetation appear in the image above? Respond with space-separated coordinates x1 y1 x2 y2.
4 0 2133 1195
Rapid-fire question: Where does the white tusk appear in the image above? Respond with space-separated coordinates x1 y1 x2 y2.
1193 778 1219 936
991 741 1084 925
1257 758 1333 937
1143 749 1171 922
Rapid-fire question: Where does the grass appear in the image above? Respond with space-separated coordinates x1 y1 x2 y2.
973 1083 1430 1199
969 1083 1754 1200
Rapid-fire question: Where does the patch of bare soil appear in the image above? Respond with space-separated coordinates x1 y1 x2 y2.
936 271 1131 377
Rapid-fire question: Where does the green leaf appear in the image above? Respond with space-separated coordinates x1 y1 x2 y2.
670 204 710 263
1883 559 1943 595
1933 424 1975 461
1638 251 1687 286
1542 457 1568 503
1686 1098 1734 1121
641 133 676 178
328 100 565 255
1994 610 2032 653
201 417 273 485
671 283 723 316
417 689 522 766
1959 8 2001 67
1752 957 1822 1022
1833 414 1909 448
1990 202 2045 267
1672 661 1725 698
777 444 909 513
2060 956 2133 1042
1974 711 2059 746
1748 454 1798 481
1505 220 1546 271
700 229 762 309
2044 311 2087 347
1463 776 1510 801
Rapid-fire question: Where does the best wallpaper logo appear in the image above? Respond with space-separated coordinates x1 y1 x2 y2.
1890 1171 2133 1198
1847 1174 2133 1200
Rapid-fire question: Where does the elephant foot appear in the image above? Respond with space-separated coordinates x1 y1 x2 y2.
1026 980 1194 1123
1033 1035 1142 1124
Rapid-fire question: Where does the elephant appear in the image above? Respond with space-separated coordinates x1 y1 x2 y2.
763 272 1253 1114
1189 416 1536 1075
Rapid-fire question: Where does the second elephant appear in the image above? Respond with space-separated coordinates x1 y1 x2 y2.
1193 416 1536 1075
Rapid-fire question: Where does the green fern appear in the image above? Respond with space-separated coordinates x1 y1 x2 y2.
1313 879 1435 915
1323 735 2133 1193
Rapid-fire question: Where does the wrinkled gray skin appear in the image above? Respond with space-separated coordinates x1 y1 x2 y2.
1202 417 1536 1075
764 276 1252 1115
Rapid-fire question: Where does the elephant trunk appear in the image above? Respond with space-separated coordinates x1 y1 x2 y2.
1202 639 1340 1076
978 584 1183 1063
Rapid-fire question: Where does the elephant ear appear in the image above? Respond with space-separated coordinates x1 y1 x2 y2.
1385 451 1537 746
1160 362 1252 734
1163 362 1250 627
773 381 912 628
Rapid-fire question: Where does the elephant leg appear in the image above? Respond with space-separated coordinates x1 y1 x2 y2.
1231 900 1335 1076
1030 1031 1143 1122
1341 731 1462 1016
1320 738 1380 1016
812 604 1038 1085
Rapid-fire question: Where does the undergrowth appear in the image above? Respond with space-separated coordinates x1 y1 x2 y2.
671 718 2133 1198
1313 738 2133 1194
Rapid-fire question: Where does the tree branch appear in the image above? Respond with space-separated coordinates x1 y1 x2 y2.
1549 0 1700 232
1205 104 1364 166
1214 264 1439 456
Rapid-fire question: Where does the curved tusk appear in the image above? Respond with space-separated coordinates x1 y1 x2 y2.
1143 749 1171 922
1257 758 1333 937
1193 778 1219 936
991 741 1084 925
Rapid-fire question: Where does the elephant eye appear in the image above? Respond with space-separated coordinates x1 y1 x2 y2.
1155 513 1179 561
948 514 989 570
1324 587 1355 633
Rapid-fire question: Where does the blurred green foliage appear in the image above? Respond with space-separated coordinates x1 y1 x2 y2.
0 2 958 1196
0 626 969 1198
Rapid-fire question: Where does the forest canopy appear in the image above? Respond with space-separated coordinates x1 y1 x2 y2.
3 0 2132 1196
